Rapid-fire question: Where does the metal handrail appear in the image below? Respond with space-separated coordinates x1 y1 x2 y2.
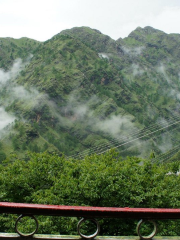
1 202 180 240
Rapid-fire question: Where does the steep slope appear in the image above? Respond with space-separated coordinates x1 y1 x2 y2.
58 27 180 120
116 27 180 117
1 33 142 159
1 26 180 161
0 37 41 69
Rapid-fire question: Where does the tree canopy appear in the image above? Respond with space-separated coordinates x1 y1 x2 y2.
0 150 180 236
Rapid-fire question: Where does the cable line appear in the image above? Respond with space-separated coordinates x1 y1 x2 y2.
68 116 180 159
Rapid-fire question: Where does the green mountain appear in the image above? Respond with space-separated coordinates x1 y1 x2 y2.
1 26 180 162
0 37 41 69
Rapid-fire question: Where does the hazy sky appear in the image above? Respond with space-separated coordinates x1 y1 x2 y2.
1 0 180 41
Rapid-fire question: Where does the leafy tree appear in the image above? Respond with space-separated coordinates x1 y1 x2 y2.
0 150 180 235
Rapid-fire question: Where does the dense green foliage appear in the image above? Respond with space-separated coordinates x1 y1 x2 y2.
0 150 180 236
1 26 180 160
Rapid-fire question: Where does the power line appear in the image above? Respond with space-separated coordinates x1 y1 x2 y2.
153 144 180 163
94 119 180 156
69 117 180 159
69 118 166 158
68 115 180 159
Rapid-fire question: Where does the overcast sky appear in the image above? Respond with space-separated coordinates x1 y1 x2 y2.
1 0 180 41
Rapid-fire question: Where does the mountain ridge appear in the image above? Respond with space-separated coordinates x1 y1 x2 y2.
1 26 180 162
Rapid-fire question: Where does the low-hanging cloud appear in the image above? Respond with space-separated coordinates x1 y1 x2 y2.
62 91 138 140
98 53 111 60
95 114 136 138
0 56 37 134
122 46 145 56
158 132 173 153
0 56 33 86
131 63 144 76
169 88 180 101
156 63 171 83
11 86 40 101
0 107 15 133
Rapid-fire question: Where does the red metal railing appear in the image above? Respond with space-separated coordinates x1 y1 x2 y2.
1 202 180 239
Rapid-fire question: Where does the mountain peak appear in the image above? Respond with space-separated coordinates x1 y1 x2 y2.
125 26 165 43
129 26 165 37
58 26 116 53
59 26 102 36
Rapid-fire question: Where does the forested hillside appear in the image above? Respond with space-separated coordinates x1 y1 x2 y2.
1 26 180 236
1 26 180 161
